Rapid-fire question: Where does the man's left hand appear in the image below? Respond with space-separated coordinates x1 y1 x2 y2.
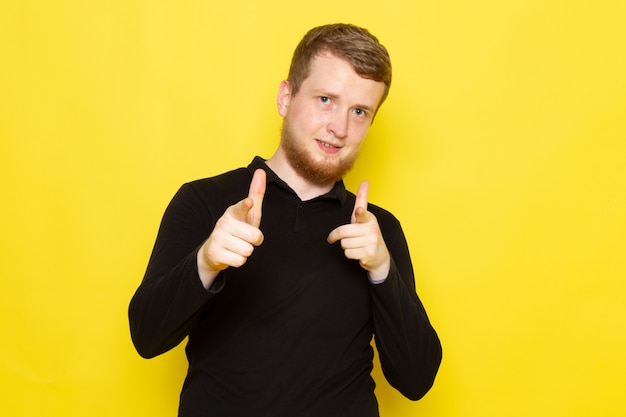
327 181 391 282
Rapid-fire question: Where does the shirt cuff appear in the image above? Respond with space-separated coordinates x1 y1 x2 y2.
368 275 388 285
206 272 226 293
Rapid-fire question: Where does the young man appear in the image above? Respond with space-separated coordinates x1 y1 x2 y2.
129 23 442 417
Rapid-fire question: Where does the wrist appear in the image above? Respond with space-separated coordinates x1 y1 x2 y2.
197 249 221 290
367 259 390 284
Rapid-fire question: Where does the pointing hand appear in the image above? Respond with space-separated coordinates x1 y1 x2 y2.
197 169 266 288
327 181 391 282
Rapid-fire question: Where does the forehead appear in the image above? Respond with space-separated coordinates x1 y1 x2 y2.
302 52 385 108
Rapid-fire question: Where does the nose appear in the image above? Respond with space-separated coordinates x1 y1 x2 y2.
327 112 349 139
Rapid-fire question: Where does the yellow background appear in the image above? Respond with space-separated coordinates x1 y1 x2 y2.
1 0 625 415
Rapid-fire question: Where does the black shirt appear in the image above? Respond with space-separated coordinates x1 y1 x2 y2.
129 157 442 417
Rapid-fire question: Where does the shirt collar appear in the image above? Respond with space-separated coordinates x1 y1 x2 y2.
247 156 347 204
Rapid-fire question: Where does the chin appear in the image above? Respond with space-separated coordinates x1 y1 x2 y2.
307 157 356 185
281 123 357 185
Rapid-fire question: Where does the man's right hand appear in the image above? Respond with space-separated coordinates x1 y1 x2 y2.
197 168 266 289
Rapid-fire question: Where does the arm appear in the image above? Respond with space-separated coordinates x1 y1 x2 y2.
128 183 219 359
128 169 266 358
369 226 442 400
328 181 442 399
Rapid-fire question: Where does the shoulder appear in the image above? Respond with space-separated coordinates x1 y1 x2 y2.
345 190 402 231
182 167 251 198
169 167 252 215
185 167 251 192
369 201 402 231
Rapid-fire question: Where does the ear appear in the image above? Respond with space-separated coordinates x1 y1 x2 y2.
276 80 292 117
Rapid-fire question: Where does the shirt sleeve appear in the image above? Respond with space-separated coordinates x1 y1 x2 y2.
369 217 443 400
128 183 221 359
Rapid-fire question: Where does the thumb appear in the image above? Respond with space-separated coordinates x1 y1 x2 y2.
230 196 255 222
352 181 369 224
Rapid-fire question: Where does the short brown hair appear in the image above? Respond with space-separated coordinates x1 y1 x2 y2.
287 23 392 108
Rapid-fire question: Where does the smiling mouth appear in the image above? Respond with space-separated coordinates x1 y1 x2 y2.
316 139 342 155
316 139 340 149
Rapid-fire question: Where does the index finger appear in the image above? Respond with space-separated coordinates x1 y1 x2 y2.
247 168 266 227
352 180 369 224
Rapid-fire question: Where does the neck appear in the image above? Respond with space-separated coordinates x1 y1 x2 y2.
266 149 335 201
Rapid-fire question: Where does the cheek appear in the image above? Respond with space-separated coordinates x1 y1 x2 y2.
348 124 371 145
306 109 329 126
290 107 323 130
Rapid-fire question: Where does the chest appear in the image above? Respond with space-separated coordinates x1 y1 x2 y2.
214 188 371 334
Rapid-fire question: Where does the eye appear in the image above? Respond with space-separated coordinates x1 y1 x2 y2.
353 108 367 118
319 96 331 104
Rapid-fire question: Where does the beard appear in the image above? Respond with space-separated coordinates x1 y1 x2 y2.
280 119 359 186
